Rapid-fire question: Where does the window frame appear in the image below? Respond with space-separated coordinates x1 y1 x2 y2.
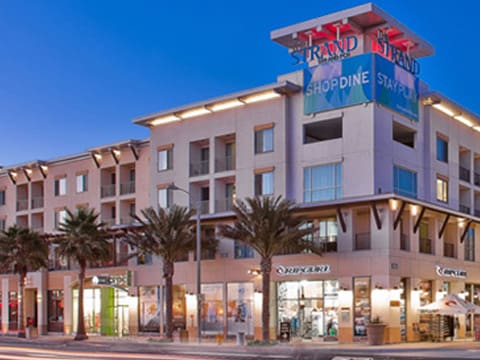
436 134 448 163
436 176 448 203
254 127 274 154
254 171 274 196
157 148 173 172
393 165 417 198
303 163 342 202
157 188 172 209
54 177 67 197
76 173 88 193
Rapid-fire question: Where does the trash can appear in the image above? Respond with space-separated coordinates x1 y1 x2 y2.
236 331 245 346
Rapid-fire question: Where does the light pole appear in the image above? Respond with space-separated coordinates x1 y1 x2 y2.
167 183 202 343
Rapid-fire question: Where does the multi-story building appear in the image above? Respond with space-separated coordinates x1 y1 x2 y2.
1 3 480 343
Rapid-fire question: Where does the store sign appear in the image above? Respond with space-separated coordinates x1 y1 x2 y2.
275 264 331 276
291 36 358 66
377 30 420 75
436 265 467 279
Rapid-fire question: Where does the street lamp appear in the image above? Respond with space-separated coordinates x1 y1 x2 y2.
167 183 202 343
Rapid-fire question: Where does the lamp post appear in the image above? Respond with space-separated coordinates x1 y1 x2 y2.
167 183 202 343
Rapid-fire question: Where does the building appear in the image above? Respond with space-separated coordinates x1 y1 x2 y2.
1 3 480 343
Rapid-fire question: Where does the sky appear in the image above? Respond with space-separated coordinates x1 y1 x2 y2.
0 0 476 166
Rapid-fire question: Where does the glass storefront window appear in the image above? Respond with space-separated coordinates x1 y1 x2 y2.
227 283 254 336
139 286 160 332
201 283 223 334
277 280 338 339
8 291 17 331
47 290 64 332
353 277 370 336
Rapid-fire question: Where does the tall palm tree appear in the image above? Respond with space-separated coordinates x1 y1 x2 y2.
56 207 110 341
128 205 216 339
0 226 48 338
219 196 319 341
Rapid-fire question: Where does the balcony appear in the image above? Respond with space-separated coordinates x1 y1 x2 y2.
120 217 138 226
475 209 480 217
419 237 433 254
215 156 235 172
215 198 234 213
460 204 471 215
444 243 456 258
318 236 337 252
16 199 28 212
101 184 116 198
459 166 471 182
190 160 209 177
31 196 44 209
120 181 135 195
475 172 480 186
354 233 371 250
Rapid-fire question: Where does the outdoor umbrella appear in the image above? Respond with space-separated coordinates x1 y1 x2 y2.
420 294 480 315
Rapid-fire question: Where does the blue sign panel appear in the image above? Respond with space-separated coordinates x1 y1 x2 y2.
374 54 419 121
304 54 373 115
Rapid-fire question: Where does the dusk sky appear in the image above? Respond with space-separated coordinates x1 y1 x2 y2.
1 1 475 166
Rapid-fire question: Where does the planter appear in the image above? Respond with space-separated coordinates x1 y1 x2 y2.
366 323 386 345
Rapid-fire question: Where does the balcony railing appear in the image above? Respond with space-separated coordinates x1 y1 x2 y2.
16 199 28 211
31 196 44 209
475 172 480 186
199 200 209 214
215 198 234 213
215 156 235 172
460 204 471 215
355 232 371 250
444 243 456 258
459 166 471 182
277 235 338 255
419 237 433 254
190 160 209 177
102 218 116 227
400 233 410 251
120 217 138 225
120 181 135 195
101 184 116 198
475 209 480 217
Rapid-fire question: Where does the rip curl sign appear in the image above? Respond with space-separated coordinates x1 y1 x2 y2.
436 265 467 279
275 264 331 276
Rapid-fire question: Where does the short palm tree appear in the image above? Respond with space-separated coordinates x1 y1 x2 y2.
56 207 110 341
0 226 48 337
128 205 216 339
219 196 319 341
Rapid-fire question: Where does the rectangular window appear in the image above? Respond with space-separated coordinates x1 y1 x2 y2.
158 148 173 171
254 171 274 196
436 176 448 203
0 219 5 231
76 174 88 193
158 188 172 209
303 118 342 144
392 121 415 148
54 209 67 229
0 190 5 206
393 166 417 198
465 228 475 262
254 127 273 154
318 218 338 252
304 163 342 202
54 177 67 196
353 277 371 336
234 241 254 259
436 135 448 163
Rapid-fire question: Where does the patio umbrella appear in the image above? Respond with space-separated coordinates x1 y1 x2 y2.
420 294 480 315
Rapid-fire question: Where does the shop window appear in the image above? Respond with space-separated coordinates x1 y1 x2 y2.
303 118 342 144
201 284 224 334
47 290 64 332
304 163 342 202
255 171 274 196
436 176 448 203
464 228 475 262
138 286 161 332
393 166 417 198
234 241 254 259
8 291 17 331
392 121 415 148
227 283 254 336
254 127 274 154
436 135 448 163
353 277 370 336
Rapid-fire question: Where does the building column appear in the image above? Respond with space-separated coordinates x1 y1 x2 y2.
337 276 353 343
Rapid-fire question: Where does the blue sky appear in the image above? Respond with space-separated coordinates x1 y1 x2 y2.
0 1 475 166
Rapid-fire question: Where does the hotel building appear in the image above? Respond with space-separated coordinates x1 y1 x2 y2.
1 3 480 343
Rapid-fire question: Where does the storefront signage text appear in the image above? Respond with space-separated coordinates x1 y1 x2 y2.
275 264 331 276
436 265 467 279
377 30 420 75
291 36 358 65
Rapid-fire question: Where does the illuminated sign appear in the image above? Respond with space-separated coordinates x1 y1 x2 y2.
377 30 420 75
275 264 331 276
436 265 466 279
291 36 358 65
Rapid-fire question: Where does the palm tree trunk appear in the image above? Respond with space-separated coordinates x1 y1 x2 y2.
163 260 174 339
75 263 88 340
260 257 272 341
17 272 25 338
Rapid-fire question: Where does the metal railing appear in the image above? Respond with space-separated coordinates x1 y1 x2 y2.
31 196 44 209
102 218 116 227
444 243 456 258
475 172 480 186
120 181 135 195
101 184 116 198
460 204 471 214
459 166 471 182
215 198 234 213
16 199 28 211
190 160 209 177
215 156 235 172
355 232 371 250
419 237 432 254
475 209 480 217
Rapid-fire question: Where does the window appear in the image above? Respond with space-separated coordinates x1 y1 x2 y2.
54 209 67 229
234 241 254 259
393 166 417 198
436 176 448 203
304 118 342 144
254 127 273 154
0 190 5 206
436 135 448 163
304 163 342 202
318 218 338 252
157 188 172 209
76 174 88 193
0 219 5 231
254 171 274 196
465 228 475 262
392 121 415 148
54 177 67 196
158 148 173 171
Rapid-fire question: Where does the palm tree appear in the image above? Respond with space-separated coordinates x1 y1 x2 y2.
128 205 216 339
56 207 110 341
219 196 319 341
0 226 48 337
